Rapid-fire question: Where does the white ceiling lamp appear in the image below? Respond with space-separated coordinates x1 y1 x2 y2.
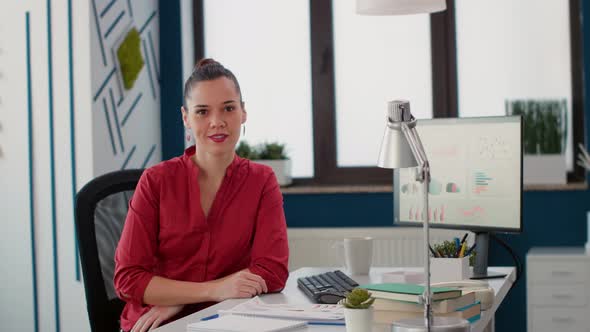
357 0 446 15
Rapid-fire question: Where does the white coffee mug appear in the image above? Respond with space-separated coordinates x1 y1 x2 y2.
335 237 374 275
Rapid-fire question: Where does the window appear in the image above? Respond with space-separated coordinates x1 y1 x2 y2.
304 0 454 184
193 0 585 186
332 0 433 167
455 0 585 183
199 0 314 178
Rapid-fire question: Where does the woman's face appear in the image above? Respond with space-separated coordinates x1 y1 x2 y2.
182 77 246 157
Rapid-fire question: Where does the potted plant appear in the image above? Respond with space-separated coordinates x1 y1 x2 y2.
506 99 567 185
341 288 375 332
236 141 292 186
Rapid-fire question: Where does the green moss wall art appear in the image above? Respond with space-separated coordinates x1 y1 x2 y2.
117 28 144 90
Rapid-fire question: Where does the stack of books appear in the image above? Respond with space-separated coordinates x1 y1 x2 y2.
362 283 481 324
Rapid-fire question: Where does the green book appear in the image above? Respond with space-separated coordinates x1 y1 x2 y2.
373 292 476 313
361 283 461 303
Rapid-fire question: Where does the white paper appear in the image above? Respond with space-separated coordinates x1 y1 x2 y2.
218 296 344 321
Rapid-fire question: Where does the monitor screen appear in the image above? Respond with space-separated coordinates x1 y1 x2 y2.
393 115 522 233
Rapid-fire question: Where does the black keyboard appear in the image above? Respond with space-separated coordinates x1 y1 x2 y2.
297 270 360 304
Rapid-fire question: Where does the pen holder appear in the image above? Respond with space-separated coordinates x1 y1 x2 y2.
430 256 470 283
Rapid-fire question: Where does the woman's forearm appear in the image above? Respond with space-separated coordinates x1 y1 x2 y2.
142 276 218 306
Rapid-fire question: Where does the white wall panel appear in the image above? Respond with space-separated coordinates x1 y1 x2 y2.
0 0 162 331
0 2 35 331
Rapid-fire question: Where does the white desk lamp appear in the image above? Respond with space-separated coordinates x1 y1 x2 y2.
358 2 469 330
377 101 469 332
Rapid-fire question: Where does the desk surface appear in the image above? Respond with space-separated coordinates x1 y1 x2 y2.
155 267 515 332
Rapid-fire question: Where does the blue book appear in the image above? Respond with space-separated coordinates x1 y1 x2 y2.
455 301 481 323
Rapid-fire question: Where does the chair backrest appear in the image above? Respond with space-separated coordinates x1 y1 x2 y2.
75 169 144 332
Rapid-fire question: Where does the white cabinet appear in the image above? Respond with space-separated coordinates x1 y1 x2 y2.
527 247 590 332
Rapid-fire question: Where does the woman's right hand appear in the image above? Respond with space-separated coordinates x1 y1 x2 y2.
131 304 184 332
210 270 268 301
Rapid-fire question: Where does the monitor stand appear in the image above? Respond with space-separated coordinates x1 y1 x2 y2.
470 232 507 280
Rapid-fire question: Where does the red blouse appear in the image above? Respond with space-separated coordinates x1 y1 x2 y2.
114 146 289 330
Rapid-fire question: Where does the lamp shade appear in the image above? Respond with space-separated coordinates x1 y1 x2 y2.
377 100 418 169
377 125 418 168
357 0 446 15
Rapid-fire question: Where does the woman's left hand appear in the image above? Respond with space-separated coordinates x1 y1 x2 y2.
131 304 184 332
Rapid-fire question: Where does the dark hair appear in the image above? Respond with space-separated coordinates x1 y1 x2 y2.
183 58 243 108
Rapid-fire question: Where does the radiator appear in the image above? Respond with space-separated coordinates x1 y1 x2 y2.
287 227 473 271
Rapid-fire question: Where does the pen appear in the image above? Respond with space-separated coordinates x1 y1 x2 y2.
454 238 461 257
309 321 346 326
456 234 468 257
460 233 468 245
465 243 477 256
200 314 219 321
458 241 467 258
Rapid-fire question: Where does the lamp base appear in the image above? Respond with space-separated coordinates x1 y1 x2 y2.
391 317 470 332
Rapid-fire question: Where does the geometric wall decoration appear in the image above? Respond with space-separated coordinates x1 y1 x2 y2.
91 0 161 176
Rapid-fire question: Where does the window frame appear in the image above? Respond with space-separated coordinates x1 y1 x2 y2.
192 0 585 186
567 0 585 183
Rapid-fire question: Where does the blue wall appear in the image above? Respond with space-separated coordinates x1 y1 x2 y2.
160 3 590 331
159 0 184 160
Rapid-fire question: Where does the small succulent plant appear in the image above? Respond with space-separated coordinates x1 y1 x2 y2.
342 288 375 309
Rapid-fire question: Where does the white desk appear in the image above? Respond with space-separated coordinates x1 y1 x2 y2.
155 267 515 332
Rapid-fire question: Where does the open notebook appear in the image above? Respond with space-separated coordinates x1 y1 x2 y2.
186 315 306 332
218 296 344 322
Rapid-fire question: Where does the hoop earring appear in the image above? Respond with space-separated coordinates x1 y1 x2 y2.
186 130 192 142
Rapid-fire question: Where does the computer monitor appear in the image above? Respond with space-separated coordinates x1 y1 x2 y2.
393 115 522 278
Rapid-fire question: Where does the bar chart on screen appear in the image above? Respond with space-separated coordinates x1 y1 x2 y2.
395 116 521 231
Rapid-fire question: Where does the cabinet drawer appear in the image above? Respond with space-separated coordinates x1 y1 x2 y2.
530 308 590 332
528 261 588 283
529 284 587 307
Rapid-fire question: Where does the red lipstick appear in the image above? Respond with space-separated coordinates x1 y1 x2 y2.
208 134 228 143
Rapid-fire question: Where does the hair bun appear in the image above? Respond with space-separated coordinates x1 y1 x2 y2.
195 58 221 69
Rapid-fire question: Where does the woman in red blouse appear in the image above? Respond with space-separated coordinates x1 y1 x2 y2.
114 59 289 332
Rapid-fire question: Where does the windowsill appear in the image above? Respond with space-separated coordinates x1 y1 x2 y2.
280 182 588 194
524 182 587 191
281 184 392 194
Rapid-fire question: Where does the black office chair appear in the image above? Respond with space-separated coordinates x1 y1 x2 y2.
75 169 144 332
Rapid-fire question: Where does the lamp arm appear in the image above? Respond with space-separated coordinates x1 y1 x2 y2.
401 123 432 330
402 123 429 173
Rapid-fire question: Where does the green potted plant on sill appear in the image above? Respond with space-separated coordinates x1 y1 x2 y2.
506 99 567 185
341 288 375 332
236 141 292 186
